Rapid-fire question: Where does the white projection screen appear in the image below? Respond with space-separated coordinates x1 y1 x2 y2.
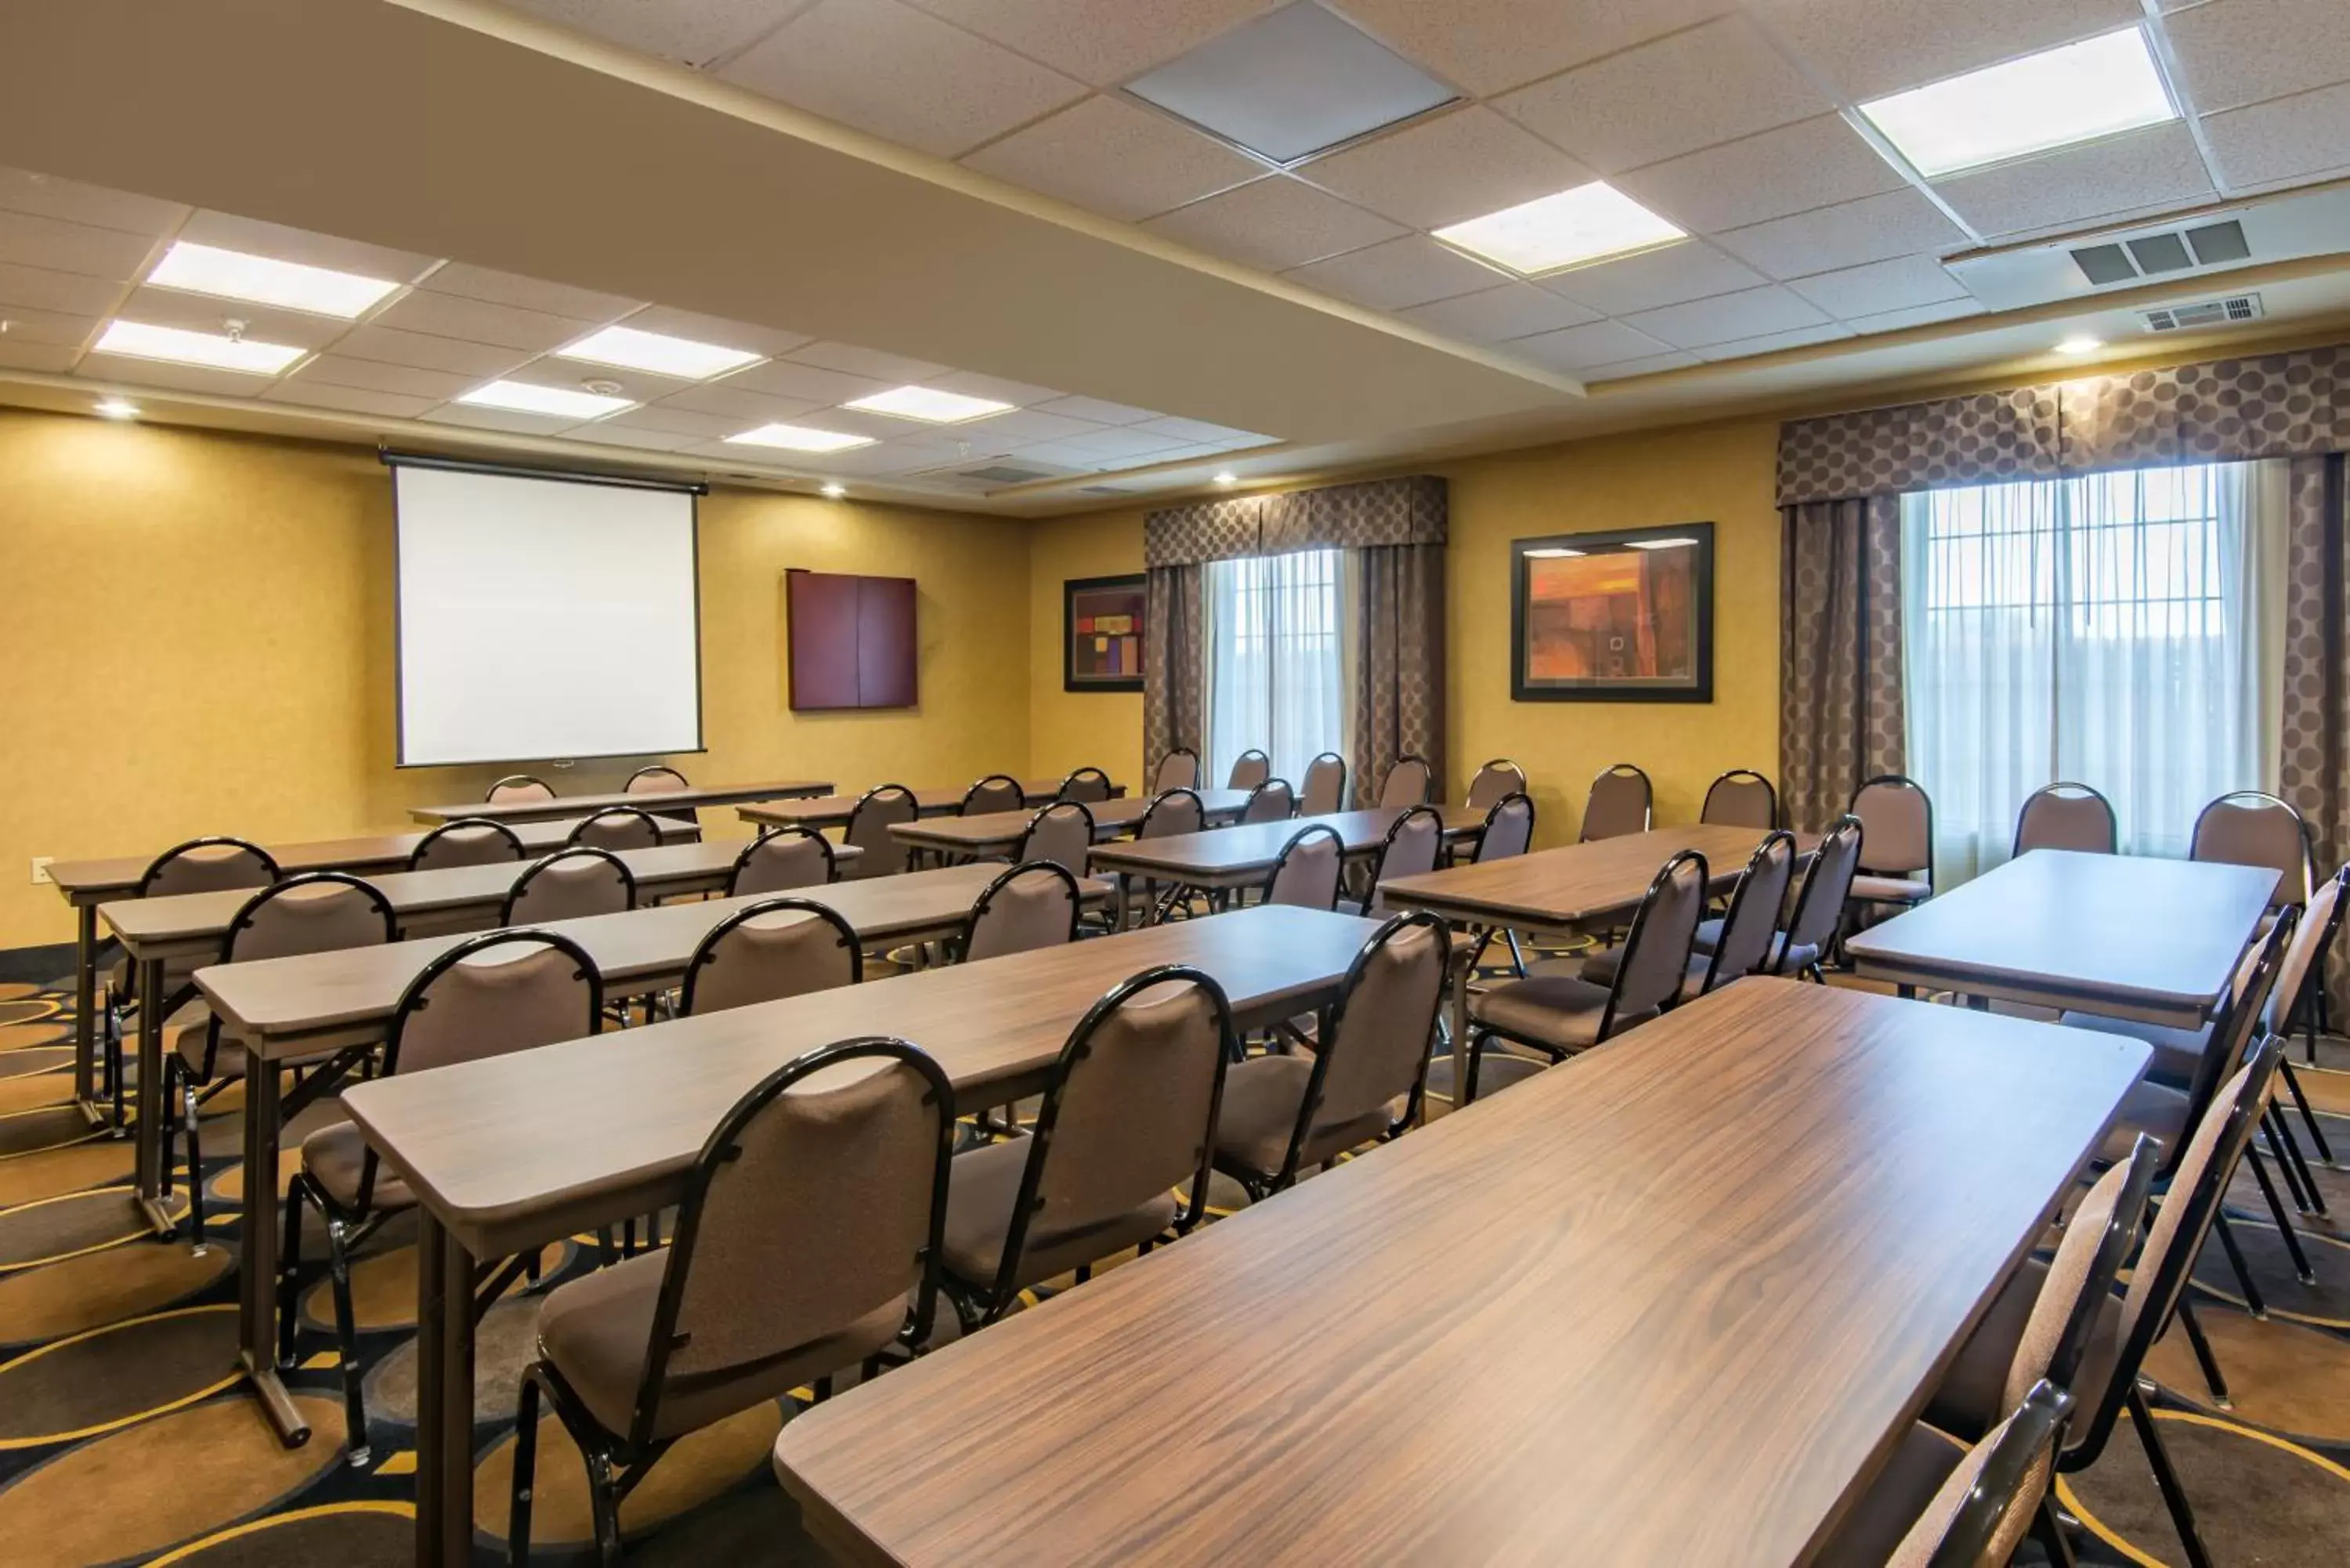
393 462 703 767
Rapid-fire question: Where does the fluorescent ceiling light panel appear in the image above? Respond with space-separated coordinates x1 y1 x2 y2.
93 319 306 374
556 325 762 381
845 385 1014 424
1434 183 1685 277
146 240 400 318
1626 537 1700 550
1857 28 2177 180
456 380 635 419
725 422 875 453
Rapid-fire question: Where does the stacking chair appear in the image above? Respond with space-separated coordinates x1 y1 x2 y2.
409 816 525 871
1126 789 1204 925
679 898 861 1016
1300 752 1347 816
1014 800 1095 880
1212 912 1448 1198
841 783 919 879
958 862 1083 962
624 765 699 836
1460 792 1538 976
1262 825 1344 911
727 825 836 894
2192 789 2314 909
958 773 1026 817
1378 755 1433 807
567 806 662 852
508 1039 955 1565
284 930 602 1466
2012 782 2117 856
1464 758 1528 810
1240 778 1296 824
1696 815 1864 977
1816 1382 2077 1568
1056 766 1115 804
161 873 398 1248
1152 748 1199 793
1578 763 1653 840
1441 850 1708 1104
1699 768 1777 829
1226 748 1271 790
486 775 555 804
500 847 636 926
941 967 1233 1327
1585 830 1797 1001
1846 774 1934 916
1348 804 1444 919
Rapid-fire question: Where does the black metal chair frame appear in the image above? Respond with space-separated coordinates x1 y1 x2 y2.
1931 1381 2077 1568
508 1037 956 1567
844 782 919 873
1361 804 1444 912
1379 753 1434 807
2012 781 2117 858
1578 762 1654 842
725 825 837 895
566 806 663 851
486 774 555 801
1697 831 1797 994
409 816 526 871
499 846 638 927
1301 751 1348 814
1699 768 1779 829
1256 823 1347 912
679 897 863 1016
1456 792 1538 977
958 772 1028 816
1225 747 1271 789
624 764 689 792
1056 765 1115 803
1241 777 1296 822
1152 748 1199 792
1015 799 1097 865
2190 789 2316 909
1846 772 1936 901
1777 815 1864 981
955 860 1084 962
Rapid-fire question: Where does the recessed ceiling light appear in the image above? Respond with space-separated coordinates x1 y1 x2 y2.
93 319 306 374
556 325 762 381
1522 547 1585 558
819 482 848 499
146 240 400 319
1626 537 1700 551
1434 183 1686 278
1213 471 1238 486
2055 335 2104 356
1857 28 2177 180
725 423 876 453
93 398 140 421
455 380 635 419
844 385 1015 424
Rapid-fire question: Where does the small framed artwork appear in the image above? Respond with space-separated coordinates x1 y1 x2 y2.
1064 573 1146 692
1511 522 1714 703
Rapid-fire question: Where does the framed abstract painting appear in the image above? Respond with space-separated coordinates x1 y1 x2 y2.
1063 573 1146 692
1510 522 1714 703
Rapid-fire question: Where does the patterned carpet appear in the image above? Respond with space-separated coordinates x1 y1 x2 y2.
1 963 2347 1566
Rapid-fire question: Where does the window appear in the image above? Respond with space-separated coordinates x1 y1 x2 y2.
1203 549 1350 786
1901 461 2285 881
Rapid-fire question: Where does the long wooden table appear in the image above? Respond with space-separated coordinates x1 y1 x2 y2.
189 862 1095 1452
46 817 698 1129
1087 807 1489 925
1845 849 2280 1028
890 787 1253 862
338 904 1384 1566
775 979 2152 1568
410 778 832 826
739 777 1122 833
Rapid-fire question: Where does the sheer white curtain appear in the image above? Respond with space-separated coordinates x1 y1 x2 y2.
1202 548 1353 786
1903 459 2286 883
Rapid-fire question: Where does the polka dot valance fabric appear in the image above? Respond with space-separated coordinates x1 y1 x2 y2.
1143 475 1447 566
1776 342 2350 507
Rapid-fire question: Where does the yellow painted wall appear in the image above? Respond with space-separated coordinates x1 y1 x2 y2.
1025 511 1147 790
0 407 1030 948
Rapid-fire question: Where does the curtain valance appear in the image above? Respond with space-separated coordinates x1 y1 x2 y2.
1776 341 2350 506
1143 475 1446 566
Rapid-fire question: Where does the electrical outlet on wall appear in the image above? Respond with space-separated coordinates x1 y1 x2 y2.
30 857 54 885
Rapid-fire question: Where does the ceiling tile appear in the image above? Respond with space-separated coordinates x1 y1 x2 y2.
907 0 1280 87
956 407 1104 443
961 94 1264 222
331 323 533 378
260 381 436 419
1329 0 1738 97
2200 81 2350 190
1614 115 1906 233
1394 281 1597 343
0 208 162 280
1495 16 1830 176
655 383 822 422
711 356 891 405
1619 284 1831 349
598 404 749 440
1051 425 1196 458
508 0 808 67
1034 394 1159 424
1283 235 1502 311
1844 298 1988 333
624 305 812 356
112 284 349 350
371 290 602 352
1748 0 2142 103
418 404 582 437
1713 188 1969 279
0 339 78 374
923 370 1064 406
718 0 1088 159
1581 350 1703 378
2164 0 2350 114
0 168 188 235
1007 440 1115 471
1694 321 1855 361
496 358 700 404
0 260 124 316
1295 106 1591 230
1132 414 1257 443
1505 318 1679 372
1538 240 1766 315
419 262 641 325
1144 177 1405 270
570 423 707 453
1932 123 2215 237
785 340 951 382
175 211 434 286
0 306 98 349
75 355 281 397
1785 254 1970 319
292 354 475 400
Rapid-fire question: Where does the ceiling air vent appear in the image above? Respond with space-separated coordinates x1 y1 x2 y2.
2138 293 2265 333
960 463 1057 485
2070 220 2249 288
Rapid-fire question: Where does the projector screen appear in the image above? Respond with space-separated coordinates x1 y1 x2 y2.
393 463 703 767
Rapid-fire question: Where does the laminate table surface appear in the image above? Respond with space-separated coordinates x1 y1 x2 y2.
774 978 2151 1568
1087 806 1488 887
740 779 1123 832
889 788 1253 858
1378 824 1806 934
1845 848 2280 1029
410 779 832 826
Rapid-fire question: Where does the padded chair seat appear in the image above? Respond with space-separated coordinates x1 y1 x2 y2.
300 1121 414 1213
1922 1259 2122 1443
1213 1055 1390 1179
1849 874 1931 904
165 1006 237 1078
1580 946 1720 1003
1472 974 1652 1053
537 1248 905 1440
1424 1047 1548 1104
1808 1422 1970 1568
942 1135 1177 1292
2099 1078 2191 1165
2059 1010 2209 1089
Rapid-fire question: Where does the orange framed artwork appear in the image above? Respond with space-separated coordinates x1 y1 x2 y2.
1510 523 1714 703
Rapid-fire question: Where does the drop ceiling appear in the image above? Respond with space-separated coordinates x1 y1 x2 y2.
0 0 2345 514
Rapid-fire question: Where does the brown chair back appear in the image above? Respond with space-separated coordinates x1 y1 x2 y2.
728 826 836 895
139 836 280 898
1057 766 1115 804
410 817 525 872
500 847 635 926
385 930 602 1079
1850 775 1932 877
225 873 397 963
1139 788 1205 839
843 784 919 878
963 862 1082 963
2269 865 2347 1035
2013 782 2116 856
681 898 861 1016
1152 750 1198 793
486 775 555 804
1699 769 1777 829
1276 912 1448 1184
1378 755 1433 808
959 774 1026 817
1264 825 1344 910
1474 793 1535 862
2191 790 2312 907
1226 749 1271 790
2001 1137 2159 1416
2163 907 2294 1177
568 807 662 851
1300 753 1347 816
1241 779 1295 824
1701 832 1797 992
1465 758 1527 810
1367 806 1444 916
624 765 689 796
1580 763 1653 840
1781 815 1864 964
1016 800 1096 879
1603 851 1708 1029
1893 1382 2073 1568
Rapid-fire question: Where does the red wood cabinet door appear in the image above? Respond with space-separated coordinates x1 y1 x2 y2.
856 575 918 709
786 570 862 710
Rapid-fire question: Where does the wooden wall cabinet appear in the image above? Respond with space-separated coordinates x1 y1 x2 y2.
786 569 918 711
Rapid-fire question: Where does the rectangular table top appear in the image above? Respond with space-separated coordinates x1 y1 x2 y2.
410 779 833 826
1845 848 2280 1028
890 789 1254 854
342 905 1383 1257
46 817 698 906
1379 824 1797 930
197 862 1096 1057
773 979 2150 1568
739 779 1119 832
1087 806 1488 884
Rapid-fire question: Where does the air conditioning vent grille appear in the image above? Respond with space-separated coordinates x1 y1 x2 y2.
2138 292 2265 333
2070 219 2255 288
960 464 1055 484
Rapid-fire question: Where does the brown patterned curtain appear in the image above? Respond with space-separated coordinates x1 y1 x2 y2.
1141 565 1204 776
1351 544 1446 806
1779 496 1905 833
2280 453 2348 1015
